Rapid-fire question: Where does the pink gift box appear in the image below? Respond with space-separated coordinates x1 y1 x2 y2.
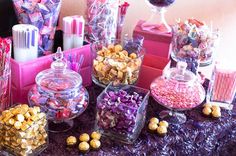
11 44 92 104
137 54 170 89
133 20 172 59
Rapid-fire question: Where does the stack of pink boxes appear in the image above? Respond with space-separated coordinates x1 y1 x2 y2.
133 20 172 89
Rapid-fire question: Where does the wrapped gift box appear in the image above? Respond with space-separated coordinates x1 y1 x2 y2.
11 44 92 103
133 20 172 59
137 54 170 89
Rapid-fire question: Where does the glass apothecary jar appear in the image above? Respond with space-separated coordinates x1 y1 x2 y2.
91 39 145 88
95 83 150 144
150 61 206 124
0 104 48 156
28 48 89 132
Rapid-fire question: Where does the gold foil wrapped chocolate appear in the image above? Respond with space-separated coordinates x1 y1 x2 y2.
0 104 48 156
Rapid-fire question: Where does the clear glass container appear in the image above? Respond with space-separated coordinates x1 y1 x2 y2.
0 71 11 112
95 83 150 144
171 19 219 66
207 62 236 110
28 48 89 132
0 104 48 156
141 0 175 33
150 61 206 124
91 39 145 88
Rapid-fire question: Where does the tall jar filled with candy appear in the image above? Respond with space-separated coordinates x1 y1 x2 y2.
0 38 11 112
86 0 119 42
207 62 236 110
171 19 219 67
12 0 62 56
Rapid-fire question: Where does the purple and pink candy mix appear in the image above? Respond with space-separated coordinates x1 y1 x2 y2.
28 80 89 121
12 0 62 56
96 89 148 137
172 19 219 65
86 0 119 42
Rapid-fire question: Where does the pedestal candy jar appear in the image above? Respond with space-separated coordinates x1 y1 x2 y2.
28 47 89 132
150 61 205 124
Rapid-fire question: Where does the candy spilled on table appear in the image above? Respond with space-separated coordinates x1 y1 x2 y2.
12 24 39 62
171 19 219 66
86 0 119 42
0 37 11 112
12 0 62 56
63 16 85 50
28 47 89 132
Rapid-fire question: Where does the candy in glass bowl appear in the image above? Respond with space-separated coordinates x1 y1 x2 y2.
95 83 150 144
171 19 219 66
150 61 206 124
28 47 89 132
142 0 175 32
91 39 145 88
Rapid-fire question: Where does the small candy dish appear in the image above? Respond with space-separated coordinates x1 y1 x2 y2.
91 39 145 88
142 0 175 33
150 61 206 124
95 83 150 144
28 47 89 132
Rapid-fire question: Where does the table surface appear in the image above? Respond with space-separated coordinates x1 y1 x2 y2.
40 83 236 156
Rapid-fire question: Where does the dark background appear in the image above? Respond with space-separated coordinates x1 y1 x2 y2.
0 0 18 38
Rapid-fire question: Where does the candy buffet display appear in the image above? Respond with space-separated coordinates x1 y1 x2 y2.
0 104 48 156
91 39 145 87
95 83 150 144
142 0 175 32
207 63 236 109
12 24 39 62
12 0 62 56
28 47 89 132
63 16 85 50
150 61 205 124
0 37 11 112
171 19 219 66
86 0 119 42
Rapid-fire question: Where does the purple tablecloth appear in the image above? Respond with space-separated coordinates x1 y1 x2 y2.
40 84 236 156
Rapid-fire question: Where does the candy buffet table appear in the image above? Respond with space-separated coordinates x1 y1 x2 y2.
39 82 236 156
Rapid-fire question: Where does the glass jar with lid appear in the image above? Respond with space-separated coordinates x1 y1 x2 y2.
150 61 206 124
28 47 89 132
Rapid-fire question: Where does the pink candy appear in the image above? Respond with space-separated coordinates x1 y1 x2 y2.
151 78 205 110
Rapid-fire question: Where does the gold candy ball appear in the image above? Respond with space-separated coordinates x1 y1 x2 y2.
212 105 221 112
204 103 212 108
159 121 169 128
66 136 77 146
202 106 212 116
157 126 168 135
78 141 90 152
148 122 158 131
149 117 159 124
90 139 101 149
114 44 123 52
91 131 101 140
212 110 221 118
79 133 90 142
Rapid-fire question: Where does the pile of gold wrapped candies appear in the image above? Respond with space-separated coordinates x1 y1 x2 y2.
202 103 221 118
0 104 47 156
93 44 142 86
66 131 102 153
148 117 169 136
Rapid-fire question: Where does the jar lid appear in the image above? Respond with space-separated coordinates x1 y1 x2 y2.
164 61 196 84
35 47 83 93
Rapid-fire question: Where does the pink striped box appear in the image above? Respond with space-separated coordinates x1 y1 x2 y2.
137 54 170 89
133 20 172 59
11 44 92 104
